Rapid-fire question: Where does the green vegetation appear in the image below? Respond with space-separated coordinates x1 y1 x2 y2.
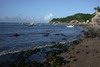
94 6 100 12
50 7 100 24
50 13 94 23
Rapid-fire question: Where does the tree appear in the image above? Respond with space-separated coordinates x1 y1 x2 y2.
50 13 94 23
94 6 100 12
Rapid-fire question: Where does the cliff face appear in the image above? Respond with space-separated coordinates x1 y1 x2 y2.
91 12 100 26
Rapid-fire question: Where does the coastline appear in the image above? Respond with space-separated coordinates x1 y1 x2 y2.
58 25 100 67
0 25 100 67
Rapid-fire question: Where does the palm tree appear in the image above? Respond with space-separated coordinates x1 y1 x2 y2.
94 6 100 12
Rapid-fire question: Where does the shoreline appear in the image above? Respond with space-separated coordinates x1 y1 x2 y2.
58 25 100 67
0 25 100 67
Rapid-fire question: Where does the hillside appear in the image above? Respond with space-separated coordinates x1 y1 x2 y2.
50 13 95 24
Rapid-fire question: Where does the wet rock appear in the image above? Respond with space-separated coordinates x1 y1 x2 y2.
13 33 20 37
84 31 90 37
86 46 88 48
72 40 80 45
66 61 70 63
27 49 40 56
81 30 85 33
76 51 80 54
85 52 89 54
69 56 73 59
73 59 77 61
55 33 67 37
46 50 62 57
51 43 64 48
42 62 51 67
51 41 56 44
51 56 66 67
43 33 49 37
84 29 97 38
55 33 61 35
62 38 67 40
71 47 75 50
73 56 75 58
96 51 99 53
51 44 69 52
61 46 69 52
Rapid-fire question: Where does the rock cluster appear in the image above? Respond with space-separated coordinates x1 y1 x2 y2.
91 12 100 26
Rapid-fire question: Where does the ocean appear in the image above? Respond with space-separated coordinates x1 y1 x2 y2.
0 23 85 56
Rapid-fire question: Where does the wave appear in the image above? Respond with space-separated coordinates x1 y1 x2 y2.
0 24 87 56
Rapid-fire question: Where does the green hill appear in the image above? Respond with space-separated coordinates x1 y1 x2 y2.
50 13 95 24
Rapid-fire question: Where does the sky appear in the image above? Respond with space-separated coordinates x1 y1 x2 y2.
0 0 100 23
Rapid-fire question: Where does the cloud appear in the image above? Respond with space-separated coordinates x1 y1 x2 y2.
0 13 54 23
44 13 54 20
0 16 35 22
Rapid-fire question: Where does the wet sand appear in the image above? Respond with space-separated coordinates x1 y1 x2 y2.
59 26 100 67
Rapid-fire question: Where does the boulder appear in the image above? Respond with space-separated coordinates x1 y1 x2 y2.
91 12 100 26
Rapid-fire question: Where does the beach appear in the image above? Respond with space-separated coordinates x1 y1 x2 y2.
58 25 100 67
0 24 100 67
0 0 100 67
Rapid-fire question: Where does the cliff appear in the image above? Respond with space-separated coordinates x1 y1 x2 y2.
90 12 100 26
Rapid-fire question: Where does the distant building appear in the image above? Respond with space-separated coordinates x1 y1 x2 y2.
86 20 89 24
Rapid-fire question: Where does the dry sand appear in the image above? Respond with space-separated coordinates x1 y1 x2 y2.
59 26 100 67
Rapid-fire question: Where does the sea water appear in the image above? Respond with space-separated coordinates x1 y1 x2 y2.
0 23 85 56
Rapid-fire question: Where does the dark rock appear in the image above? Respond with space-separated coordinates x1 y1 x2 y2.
46 50 62 57
86 46 88 48
51 41 56 44
96 51 99 53
85 52 89 54
55 33 61 35
84 29 98 38
62 38 67 40
69 56 73 59
52 56 66 66
13 33 20 37
51 44 64 48
76 51 80 54
73 56 75 58
71 47 75 50
43 33 49 37
55 33 67 37
81 30 85 33
66 61 70 63
42 62 51 67
72 40 80 45
73 59 77 61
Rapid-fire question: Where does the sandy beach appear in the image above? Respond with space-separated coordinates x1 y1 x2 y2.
58 26 100 67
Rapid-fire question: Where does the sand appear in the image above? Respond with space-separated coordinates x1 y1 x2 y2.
59 26 100 67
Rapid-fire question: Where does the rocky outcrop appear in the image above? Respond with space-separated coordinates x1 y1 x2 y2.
70 20 79 24
91 12 100 26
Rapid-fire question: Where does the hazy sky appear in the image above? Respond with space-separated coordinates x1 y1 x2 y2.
0 0 100 22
